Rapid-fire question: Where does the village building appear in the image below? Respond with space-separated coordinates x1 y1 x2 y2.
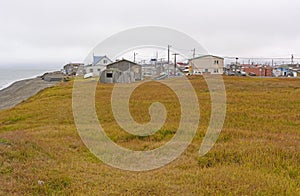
84 55 113 77
177 62 192 75
188 55 224 75
270 64 299 77
290 67 300 77
242 64 273 77
141 64 158 78
224 62 243 76
63 63 84 76
100 59 142 83
273 65 289 77
42 72 64 82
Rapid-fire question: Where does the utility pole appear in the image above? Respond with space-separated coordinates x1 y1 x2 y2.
173 53 179 76
167 45 171 64
167 45 171 78
134 52 138 63
159 58 165 74
155 51 158 68
192 48 196 58
92 51 95 66
129 62 131 83
235 57 239 76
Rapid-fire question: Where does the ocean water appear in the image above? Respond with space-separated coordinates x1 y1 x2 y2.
0 65 61 90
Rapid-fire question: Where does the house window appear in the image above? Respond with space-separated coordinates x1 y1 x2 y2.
214 69 219 73
214 60 219 64
205 69 209 72
106 73 113 78
97 69 101 71
103 60 107 64
90 68 93 72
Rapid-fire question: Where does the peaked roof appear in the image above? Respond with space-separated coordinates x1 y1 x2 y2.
189 55 224 61
93 56 104 65
93 55 112 65
107 59 140 67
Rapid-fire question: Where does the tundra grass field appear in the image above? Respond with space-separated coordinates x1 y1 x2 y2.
0 76 299 195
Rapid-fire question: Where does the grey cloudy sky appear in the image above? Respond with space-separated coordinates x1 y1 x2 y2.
0 0 299 68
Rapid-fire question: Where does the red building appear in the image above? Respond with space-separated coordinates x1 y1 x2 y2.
242 64 273 77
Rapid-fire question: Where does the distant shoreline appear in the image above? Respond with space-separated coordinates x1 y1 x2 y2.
0 71 61 111
0 67 62 91
0 75 41 91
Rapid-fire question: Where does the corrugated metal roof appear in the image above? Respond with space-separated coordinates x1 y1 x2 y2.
106 59 140 67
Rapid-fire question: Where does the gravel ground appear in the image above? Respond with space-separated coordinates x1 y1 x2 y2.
0 78 59 111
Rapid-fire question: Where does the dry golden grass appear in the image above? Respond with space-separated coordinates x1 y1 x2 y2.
0 76 299 195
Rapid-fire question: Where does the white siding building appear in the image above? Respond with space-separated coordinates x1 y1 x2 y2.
84 55 113 77
188 55 224 75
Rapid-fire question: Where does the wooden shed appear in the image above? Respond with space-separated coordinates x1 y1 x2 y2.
99 59 142 83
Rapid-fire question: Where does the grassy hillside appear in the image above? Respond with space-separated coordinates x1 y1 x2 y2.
0 76 299 195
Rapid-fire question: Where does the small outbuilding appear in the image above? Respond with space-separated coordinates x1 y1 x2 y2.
99 59 142 83
42 72 64 82
100 69 136 83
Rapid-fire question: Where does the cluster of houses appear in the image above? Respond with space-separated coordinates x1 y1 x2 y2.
61 54 300 84
224 62 300 77
62 54 225 83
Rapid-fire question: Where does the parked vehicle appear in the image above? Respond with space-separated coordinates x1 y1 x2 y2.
227 72 235 76
248 72 256 76
240 71 247 76
84 73 93 79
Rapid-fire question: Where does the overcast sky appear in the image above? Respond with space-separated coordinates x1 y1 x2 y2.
0 0 299 68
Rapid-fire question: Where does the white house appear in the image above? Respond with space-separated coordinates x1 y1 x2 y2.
84 55 113 77
188 55 224 75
